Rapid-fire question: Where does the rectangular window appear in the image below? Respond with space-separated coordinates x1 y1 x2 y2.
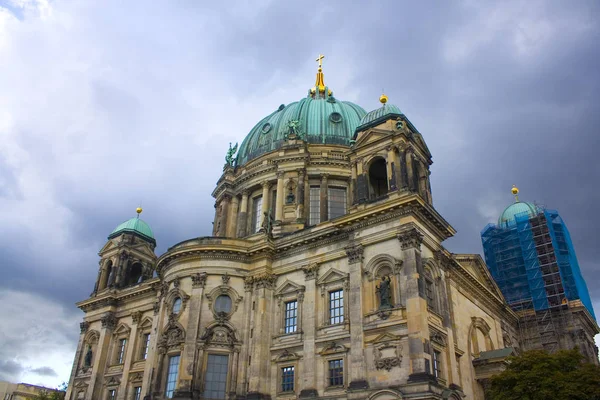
329 289 344 325
141 333 151 360
328 359 344 387
204 354 229 399
116 338 127 364
133 387 142 400
107 389 116 400
252 196 263 233
328 187 347 219
433 350 442 378
309 186 320 225
284 300 298 334
165 355 180 398
281 366 294 392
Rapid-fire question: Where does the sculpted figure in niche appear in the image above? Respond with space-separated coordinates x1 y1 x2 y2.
376 275 392 309
84 345 93 367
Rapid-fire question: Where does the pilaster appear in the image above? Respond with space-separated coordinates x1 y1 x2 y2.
117 317 139 400
227 196 240 238
275 171 285 223
344 242 369 390
66 322 89 400
320 174 328 223
238 191 249 238
87 312 117 400
299 264 319 398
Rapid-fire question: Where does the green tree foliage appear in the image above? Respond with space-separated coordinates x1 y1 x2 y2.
33 382 66 400
487 349 600 400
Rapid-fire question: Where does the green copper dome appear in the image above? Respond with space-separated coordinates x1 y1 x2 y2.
109 216 155 244
236 91 366 166
498 202 539 226
356 103 403 132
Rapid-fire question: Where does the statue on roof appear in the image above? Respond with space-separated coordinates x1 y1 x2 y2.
225 142 238 167
285 120 304 140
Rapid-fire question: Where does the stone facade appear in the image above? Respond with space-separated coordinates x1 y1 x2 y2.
65 88 595 400
0 381 65 399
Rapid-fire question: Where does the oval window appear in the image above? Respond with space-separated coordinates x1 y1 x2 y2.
261 123 272 134
214 295 232 314
330 112 342 123
172 297 182 314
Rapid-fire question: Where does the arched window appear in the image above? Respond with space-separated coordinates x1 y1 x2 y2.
99 260 113 291
368 158 388 198
124 262 144 287
172 297 182 315
423 268 438 313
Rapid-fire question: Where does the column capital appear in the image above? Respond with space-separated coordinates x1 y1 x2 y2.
262 181 272 189
192 272 208 288
131 311 142 325
101 312 117 330
386 144 394 152
80 321 89 334
344 243 364 264
241 189 250 197
303 263 320 280
321 173 329 182
397 228 424 250
277 171 285 178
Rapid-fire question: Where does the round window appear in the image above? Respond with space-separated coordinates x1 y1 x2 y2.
261 123 272 134
330 112 343 123
172 297 182 314
214 295 232 314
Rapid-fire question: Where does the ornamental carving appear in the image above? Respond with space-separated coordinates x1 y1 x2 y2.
100 312 117 330
397 228 424 250
249 273 277 290
430 332 447 347
373 339 403 371
172 278 180 289
79 321 89 334
244 276 254 292
303 263 320 280
199 323 239 349
319 341 349 356
192 273 207 288
222 273 230 285
153 302 160 315
345 243 364 264
157 319 186 354
131 311 142 325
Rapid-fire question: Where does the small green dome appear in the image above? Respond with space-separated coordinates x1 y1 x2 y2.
109 217 155 243
498 202 539 226
356 103 403 131
236 90 366 166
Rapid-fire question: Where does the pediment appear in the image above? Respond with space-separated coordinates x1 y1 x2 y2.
353 128 393 149
113 322 131 336
275 279 305 296
139 316 153 329
105 376 120 386
412 133 432 159
370 332 401 344
99 239 118 254
319 341 349 355
454 254 505 299
316 268 348 286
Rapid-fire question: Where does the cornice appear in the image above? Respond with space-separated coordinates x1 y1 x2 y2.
77 280 159 313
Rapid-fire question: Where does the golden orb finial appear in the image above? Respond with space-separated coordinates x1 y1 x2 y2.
380 93 388 104
511 185 519 202
136 207 143 215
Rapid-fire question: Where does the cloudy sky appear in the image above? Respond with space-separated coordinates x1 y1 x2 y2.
1 0 599 388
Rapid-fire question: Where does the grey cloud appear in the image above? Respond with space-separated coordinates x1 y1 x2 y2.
29 367 58 377
0 0 599 385
0 360 25 380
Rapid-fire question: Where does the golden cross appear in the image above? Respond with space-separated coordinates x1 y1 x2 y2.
316 54 325 68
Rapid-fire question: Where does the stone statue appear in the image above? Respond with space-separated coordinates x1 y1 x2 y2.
84 345 93 367
225 142 238 167
376 276 392 309
261 208 274 238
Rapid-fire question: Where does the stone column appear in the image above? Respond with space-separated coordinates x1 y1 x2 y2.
397 228 431 381
320 174 328 222
144 300 165 398
275 171 285 223
297 169 305 222
299 264 319 398
176 273 207 397
237 278 255 394
399 148 408 190
227 196 240 238
247 274 275 398
344 242 369 390
212 202 219 236
406 150 416 192
356 158 368 203
237 191 249 238
65 322 90 400
350 162 357 205
117 315 140 400
87 312 117 400
387 145 398 191
261 182 270 224
217 195 230 237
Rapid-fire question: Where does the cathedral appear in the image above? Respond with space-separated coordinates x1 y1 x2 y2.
65 56 596 400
